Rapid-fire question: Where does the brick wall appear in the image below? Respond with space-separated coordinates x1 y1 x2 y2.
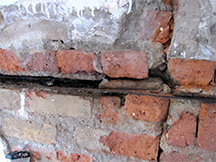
0 0 216 162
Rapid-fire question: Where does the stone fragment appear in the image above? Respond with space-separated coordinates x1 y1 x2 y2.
99 77 163 92
56 151 92 162
2 118 56 144
160 152 202 162
100 131 160 161
125 95 169 122
101 51 148 79
198 103 216 151
167 111 196 147
23 49 59 73
168 58 216 85
163 84 172 94
0 49 24 71
57 50 95 74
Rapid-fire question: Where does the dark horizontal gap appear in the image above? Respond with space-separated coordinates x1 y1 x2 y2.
0 74 216 103
0 74 102 88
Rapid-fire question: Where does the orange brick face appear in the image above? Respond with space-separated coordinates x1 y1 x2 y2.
57 50 95 74
198 103 216 151
0 49 24 71
125 95 169 122
168 58 216 86
100 131 160 161
101 51 148 79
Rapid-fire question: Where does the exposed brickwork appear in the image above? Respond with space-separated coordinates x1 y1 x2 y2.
2 118 56 144
168 58 216 86
160 152 202 162
99 97 121 124
167 111 196 147
56 151 93 162
198 103 216 151
23 50 59 73
57 50 95 74
101 51 148 79
100 131 160 161
125 95 169 122
0 49 24 71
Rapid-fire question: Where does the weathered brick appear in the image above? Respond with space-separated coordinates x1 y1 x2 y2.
75 127 108 152
137 11 172 43
160 152 202 162
0 89 21 111
100 131 160 161
125 95 169 122
23 49 59 73
26 91 92 118
198 103 216 151
0 49 24 71
99 77 164 93
167 111 196 147
99 97 121 124
57 50 95 74
26 146 57 162
168 58 216 85
2 118 56 144
101 51 148 79
56 151 93 162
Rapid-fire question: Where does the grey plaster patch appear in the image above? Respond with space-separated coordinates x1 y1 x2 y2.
168 0 216 61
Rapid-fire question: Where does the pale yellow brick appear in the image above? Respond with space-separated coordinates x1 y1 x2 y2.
2 118 56 144
26 92 92 118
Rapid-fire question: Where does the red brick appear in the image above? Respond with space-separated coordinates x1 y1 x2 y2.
56 151 93 162
100 131 160 161
23 50 59 73
168 58 216 86
99 97 121 124
0 49 24 71
57 50 95 74
101 51 148 79
198 103 216 151
125 95 169 122
137 11 172 43
167 111 196 147
160 152 202 162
